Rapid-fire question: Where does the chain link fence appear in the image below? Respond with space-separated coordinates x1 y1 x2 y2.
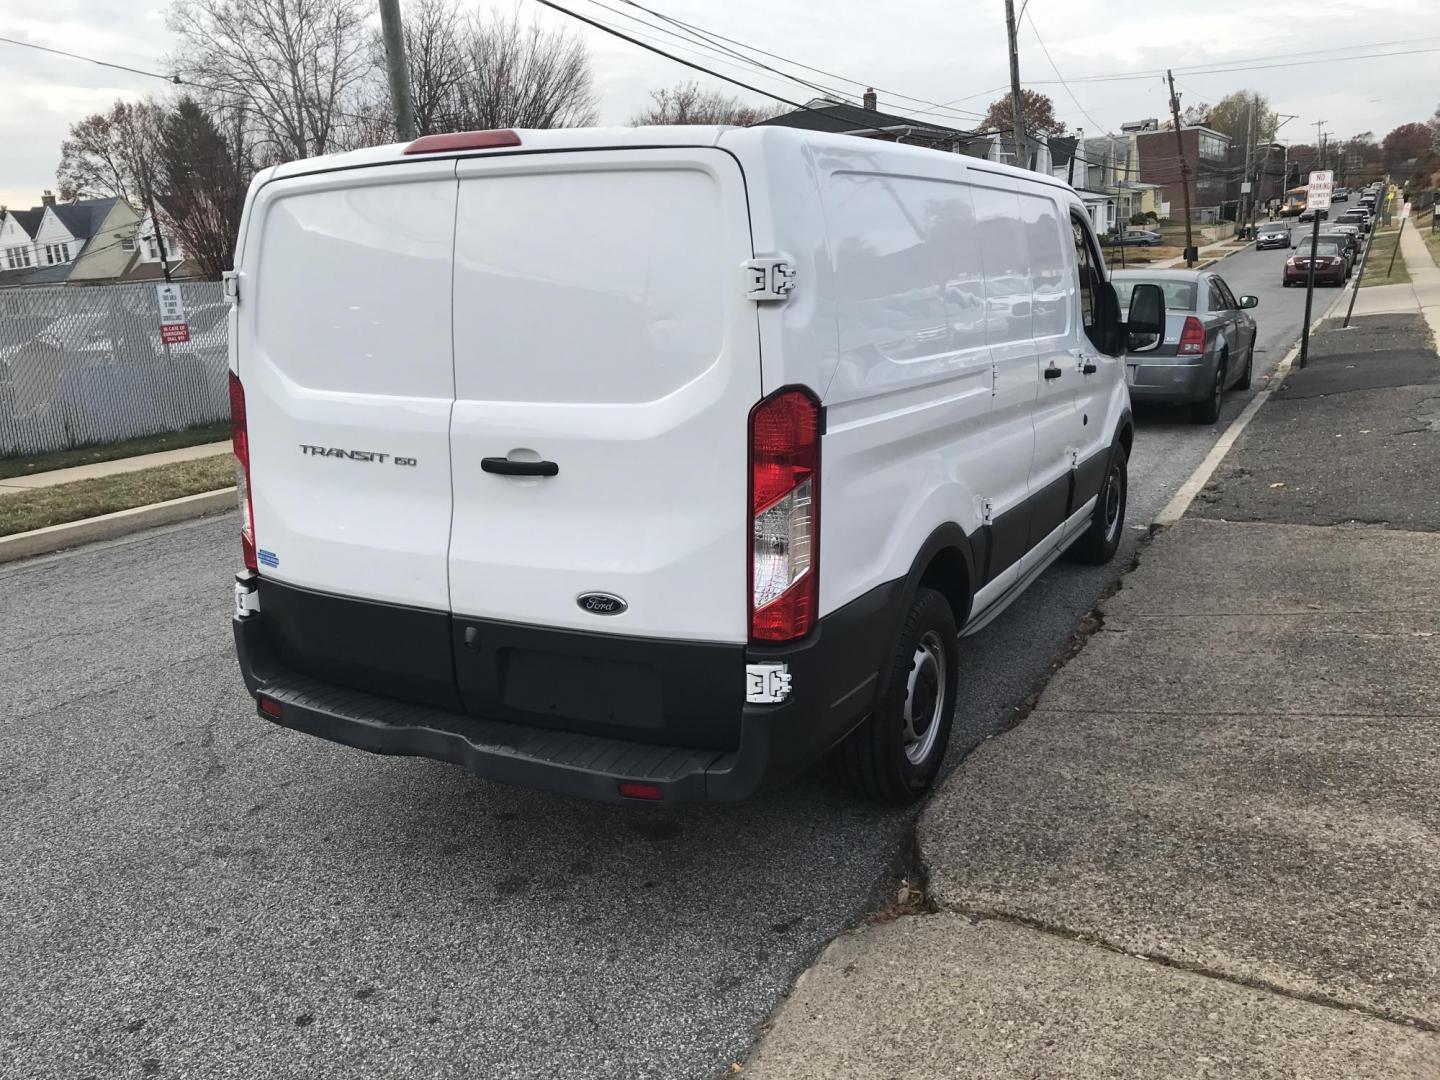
0 281 229 459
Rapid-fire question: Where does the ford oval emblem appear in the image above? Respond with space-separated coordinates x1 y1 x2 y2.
577 592 627 616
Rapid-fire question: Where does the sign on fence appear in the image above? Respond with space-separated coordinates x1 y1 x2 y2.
156 283 191 344
1307 170 1334 211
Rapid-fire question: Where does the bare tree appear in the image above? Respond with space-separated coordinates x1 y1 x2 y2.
56 100 165 204
403 0 469 135
454 9 598 129
167 0 372 160
631 81 782 126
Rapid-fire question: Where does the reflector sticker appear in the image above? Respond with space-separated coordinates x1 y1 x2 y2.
257 549 279 568
746 663 792 704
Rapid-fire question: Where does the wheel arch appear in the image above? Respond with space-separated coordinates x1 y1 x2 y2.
876 523 977 698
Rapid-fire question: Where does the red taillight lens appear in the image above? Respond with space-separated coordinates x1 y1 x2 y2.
228 371 257 572
618 782 663 801
749 387 820 643
403 129 521 154
257 696 283 719
1178 316 1206 355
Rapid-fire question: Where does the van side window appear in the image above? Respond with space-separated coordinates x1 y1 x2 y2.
1070 215 1105 349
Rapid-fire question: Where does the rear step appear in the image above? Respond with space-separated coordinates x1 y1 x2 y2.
235 621 731 804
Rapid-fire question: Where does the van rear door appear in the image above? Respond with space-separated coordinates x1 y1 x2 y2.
446 149 759 644
239 161 459 702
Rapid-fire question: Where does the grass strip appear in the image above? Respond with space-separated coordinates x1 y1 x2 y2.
1359 228 1411 288
0 455 234 537
0 422 230 481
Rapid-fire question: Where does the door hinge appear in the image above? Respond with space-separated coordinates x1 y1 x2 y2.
1070 447 1080 471
744 257 796 302
222 271 240 304
982 498 994 525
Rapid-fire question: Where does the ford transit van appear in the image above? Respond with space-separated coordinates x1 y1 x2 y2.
229 125 1161 804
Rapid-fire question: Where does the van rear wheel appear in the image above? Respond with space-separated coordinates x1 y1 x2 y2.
833 588 958 804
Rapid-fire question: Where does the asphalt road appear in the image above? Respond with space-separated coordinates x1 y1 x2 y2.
0 243 1344 1080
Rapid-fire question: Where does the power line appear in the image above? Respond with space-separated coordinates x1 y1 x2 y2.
0 34 180 84
609 0 985 120
1022 6 1108 135
531 0 978 143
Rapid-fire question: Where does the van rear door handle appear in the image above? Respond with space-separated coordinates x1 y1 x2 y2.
481 457 558 477
1043 365 1063 380
1081 359 1098 374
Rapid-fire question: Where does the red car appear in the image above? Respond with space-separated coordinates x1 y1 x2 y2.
1283 238 1347 287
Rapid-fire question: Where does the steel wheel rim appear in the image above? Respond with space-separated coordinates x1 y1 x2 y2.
903 631 946 766
1102 462 1123 542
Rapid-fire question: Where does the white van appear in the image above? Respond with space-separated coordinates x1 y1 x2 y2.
229 125 1162 805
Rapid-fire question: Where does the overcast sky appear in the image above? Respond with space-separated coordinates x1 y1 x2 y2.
1 0 1435 211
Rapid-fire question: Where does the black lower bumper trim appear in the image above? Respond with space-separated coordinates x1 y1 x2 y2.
232 576 905 804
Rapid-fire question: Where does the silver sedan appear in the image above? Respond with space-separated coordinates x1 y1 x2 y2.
1113 269 1260 424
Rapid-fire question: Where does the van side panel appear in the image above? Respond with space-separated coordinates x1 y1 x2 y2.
805 156 1003 619
239 161 458 611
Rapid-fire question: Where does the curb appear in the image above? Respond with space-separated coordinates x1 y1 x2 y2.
0 487 236 564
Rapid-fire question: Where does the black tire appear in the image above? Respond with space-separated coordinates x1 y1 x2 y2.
1071 443 1128 565
1234 345 1253 390
1191 353 1226 424
833 588 958 804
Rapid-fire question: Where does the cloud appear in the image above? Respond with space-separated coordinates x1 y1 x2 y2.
1 0 1432 211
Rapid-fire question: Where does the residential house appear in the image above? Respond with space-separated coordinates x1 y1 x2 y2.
0 206 44 285
0 192 140 288
971 132 1053 174
759 91 978 155
1135 125 1232 223
124 206 197 281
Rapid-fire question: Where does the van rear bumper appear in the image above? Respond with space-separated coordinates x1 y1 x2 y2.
232 576 899 804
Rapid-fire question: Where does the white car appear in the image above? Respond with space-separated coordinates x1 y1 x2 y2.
227 125 1162 805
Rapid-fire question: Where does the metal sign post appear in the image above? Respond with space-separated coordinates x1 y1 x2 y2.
1298 170 1333 369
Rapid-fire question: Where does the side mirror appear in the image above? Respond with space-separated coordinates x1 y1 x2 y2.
1238 295 1259 309
1125 282 1165 337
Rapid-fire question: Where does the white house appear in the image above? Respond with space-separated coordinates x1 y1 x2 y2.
130 206 187 271
0 192 141 287
0 206 43 276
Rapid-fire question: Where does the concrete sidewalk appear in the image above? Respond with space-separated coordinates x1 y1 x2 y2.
744 318 1440 1075
1344 204 1440 342
0 440 230 498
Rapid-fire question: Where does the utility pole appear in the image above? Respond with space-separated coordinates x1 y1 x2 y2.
378 0 417 141
1004 0 1027 171
1314 119 1327 169
1166 69 1195 267
1068 126 1082 186
1240 94 1255 233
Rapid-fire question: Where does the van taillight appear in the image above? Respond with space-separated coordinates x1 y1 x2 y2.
749 387 820 643
1178 317 1206 355
228 371 256 572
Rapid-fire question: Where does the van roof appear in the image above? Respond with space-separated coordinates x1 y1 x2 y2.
266 124 1077 196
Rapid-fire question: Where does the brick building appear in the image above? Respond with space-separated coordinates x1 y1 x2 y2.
1134 125 1232 223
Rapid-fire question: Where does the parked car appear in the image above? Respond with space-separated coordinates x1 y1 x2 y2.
1255 221 1291 249
1112 269 1258 424
227 125 1165 806
1337 208 1372 234
1316 232 1357 278
1284 237 1348 287
1298 206 1328 223
1333 187 1350 202
1110 229 1163 247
